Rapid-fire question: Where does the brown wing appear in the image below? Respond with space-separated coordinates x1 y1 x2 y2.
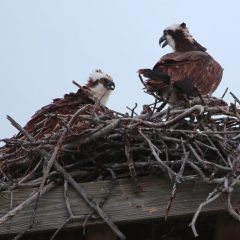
146 51 223 96
18 87 95 140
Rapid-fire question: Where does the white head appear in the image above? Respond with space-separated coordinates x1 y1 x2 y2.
159 22 206 52
86 69 115 105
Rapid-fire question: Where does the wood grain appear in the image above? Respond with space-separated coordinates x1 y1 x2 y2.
0 177 239 235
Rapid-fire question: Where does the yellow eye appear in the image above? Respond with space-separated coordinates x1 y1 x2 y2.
98 78 104 84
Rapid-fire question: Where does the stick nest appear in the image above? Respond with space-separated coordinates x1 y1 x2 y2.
1 91 240 238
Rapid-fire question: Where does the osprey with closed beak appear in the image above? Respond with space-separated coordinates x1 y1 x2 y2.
138 22 223 105
17 69 115 139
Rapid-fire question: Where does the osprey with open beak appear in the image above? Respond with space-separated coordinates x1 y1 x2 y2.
138 22 223 105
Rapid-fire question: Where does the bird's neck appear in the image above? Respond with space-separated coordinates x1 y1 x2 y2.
174 38 207 52
89 85 112 105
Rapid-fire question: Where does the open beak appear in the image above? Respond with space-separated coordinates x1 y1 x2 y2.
104 81 115 90
159 35 168 48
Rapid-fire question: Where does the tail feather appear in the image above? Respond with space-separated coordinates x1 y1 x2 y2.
138 68 170 83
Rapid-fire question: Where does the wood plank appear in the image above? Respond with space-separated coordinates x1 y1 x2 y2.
0 177 239 235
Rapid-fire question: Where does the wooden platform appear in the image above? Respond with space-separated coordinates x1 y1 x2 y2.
0 177 239 236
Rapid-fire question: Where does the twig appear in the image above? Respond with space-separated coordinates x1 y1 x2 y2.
63 180 74 217
221 87 229 99
125 134 142 192
53 161 126 240
6 115 35 142
166 142 189 219
50 180 77 240
189 189 222 237
50 218 72 240
82 168 117 234
0 182 55 224
72 80 82 89
127 103 138 117
19 160 42 184
227 192 240 221
40 104 92 191
64 119 120 149
139 129 176 180
10 191 13 211
188 143 231 171
152 98 158 113
127 105 204 128
230 92 240 105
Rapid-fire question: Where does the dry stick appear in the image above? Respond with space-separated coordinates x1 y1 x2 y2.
166 142 189 219
90 93 105 117
205 136 228 165
0 182 55 224
50 218 72 240
72 80 82 89
33 105 92 223
6 115 35 142
19 160 42 184
189 189 222 237
225 174 240 221
82 168 118 235
139 130 176 180
102 168 117 203
6 115 125 240
6 115 54 232
128 105 204 129
40 104 91 192
13 187 58 240
124 134 142 192
10 191 13 211
221 87 229 99
39 116 91 224
227 192 240 221
230 91 240 105
151 98 158 113
7 115 62 236
63 180 74 217
150 105 230 122
51 171 118 240
63 118 120 149
110 109 128 117
53 161 126 240
187 144 231 171
127 103 138 117
187 160 225 184
50 180 84 240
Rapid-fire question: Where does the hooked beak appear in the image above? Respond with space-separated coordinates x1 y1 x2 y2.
159 35 168 48
104 81 115 90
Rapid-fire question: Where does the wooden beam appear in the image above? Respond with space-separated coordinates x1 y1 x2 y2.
86 225 117 240
0 177 239 236
215 215 240 240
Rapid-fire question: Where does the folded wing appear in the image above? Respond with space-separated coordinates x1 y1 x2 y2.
140 51 223 98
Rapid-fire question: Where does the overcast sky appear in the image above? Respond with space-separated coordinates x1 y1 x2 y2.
0 0 240 140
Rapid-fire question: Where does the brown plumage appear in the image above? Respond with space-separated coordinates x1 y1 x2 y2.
17 69 115 140
138 23 223 105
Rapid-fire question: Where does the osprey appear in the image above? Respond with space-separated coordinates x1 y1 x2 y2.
138 22 223 105
18 69 115 139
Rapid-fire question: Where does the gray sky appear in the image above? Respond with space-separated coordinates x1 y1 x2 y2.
0 0 240 140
